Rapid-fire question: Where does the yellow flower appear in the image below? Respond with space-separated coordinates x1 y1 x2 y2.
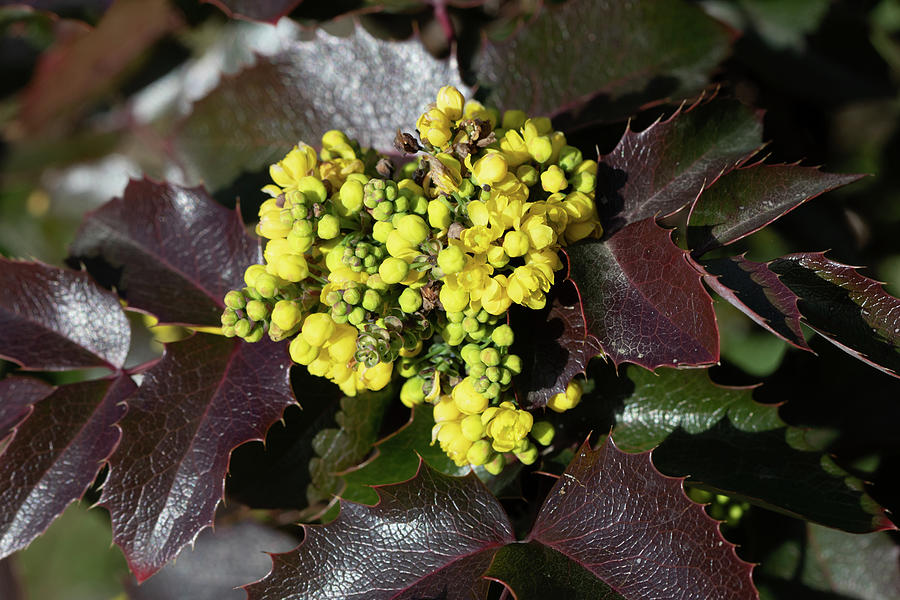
451 377 489 415
356 360 393 391
507 265 552 309
417 107 453 148
482 401 533 453
471 152 508 186
460 225 501 254
436 85 465 121
541 165 568 193
481 275 511 315
269 144 317 192
301 312 336 347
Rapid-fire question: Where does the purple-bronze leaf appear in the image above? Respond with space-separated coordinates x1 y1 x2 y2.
567 219 719 370
505 437 757 600
0 376 55 441
0 376 133 559
688 163 864 255
175 25 468 190
244 461 513 600
474 0 732 121
0 258 131 371
203 0 303 23
702 255 809 349
598 99 764 236
99 333 294 582
68 179 262 327
511 283 602 410
769 252 900 378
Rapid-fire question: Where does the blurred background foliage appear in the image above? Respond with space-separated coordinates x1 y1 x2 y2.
1 0 899 597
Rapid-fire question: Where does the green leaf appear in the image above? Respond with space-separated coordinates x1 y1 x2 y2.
769 252 900 378
687 163 863 255
474 0 732 121
611 366 893 532
307 385 394 506
338 404 467 506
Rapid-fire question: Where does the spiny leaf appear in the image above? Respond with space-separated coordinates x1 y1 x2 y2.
68 179 262 327
488 437 757 600
307 386 394 506
203 0 303 23
124 521 297 600
175 24 468 190
598 99 764 235
611 367 893 533
474 0 732 121
511 283 602 410
702 255 809 349
0 376 54 440
687 163 864 255
244 462 514 600
758 523 900 599
769 252 900 378
339 404 467 506
567 218 719 370
227 369 344 510
99 333 294 582
0 258 131 371
0 376 133 559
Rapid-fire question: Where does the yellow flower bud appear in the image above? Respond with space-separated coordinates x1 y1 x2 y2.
466 439 493 466
436 85 465 121
460 413 485 441
271 300 303 331
317 214 340 240
325 323 358 364
541 165 568 193
439 282 469 313
466 200 489 227
437 245 466 274
472 152 508 186
337 179 365 215
244 264 268 288
396 214 429 245
301 312 335 347
547 379 583 413
433 395 461 422
502 230 530 258
527 136 553 163
296 176 327 204
417 107 453 148
357 360 393 391
273 254 309 282
451 377 489 415
531 421 555 446
289 335 319 365
486 245 509 268
502 109 526 130
379 256 410 284
428 199 452 231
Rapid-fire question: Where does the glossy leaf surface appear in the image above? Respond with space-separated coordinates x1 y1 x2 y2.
0 376 133 558
598 99 763 235
770 252 900 378
567 219 719 369
100 333 294 581
500 438 757 600
244 463 513 600
702 255 808 348
176 25 467 189
612 367 892 533
688 163 863 255
0 376 54 440
0 258 131 371
475 0 731 120
69 179 261 327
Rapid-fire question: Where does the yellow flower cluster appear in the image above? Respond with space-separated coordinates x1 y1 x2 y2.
221 85 602 471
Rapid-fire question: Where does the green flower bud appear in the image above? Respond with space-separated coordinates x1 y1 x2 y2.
485 366 501 382
245 300 269 322
362 289 383 312
287 231 313 254
317 214 341 240
338 179 365 215
443 322 465 346
467 440 493 466
484 453 505 475
372 220 394 244
379 257 410 284
502 109 526 130
558 145 583 172
485 382 500 398
460 343 482 365
224 290 246 310
499 368 512 386
372 202 394 222
400 376 427 408
458 179 476 199
460 414 485 441
221 308 239 327
491 325 514 347
348 306 367 326
296 176 327 204
515 442 539 465
398 287 422 313
516 164 539 187
222 325 236 338
480 347 500 366
503 354 522 375
571 170 595 193
343 287 361 305
437 245 466 275
234 319 253 338
244 264 268 288
397 214 429 245
468 362 486 378
527 136 553 163
254 273 279 298
531 421 555 446
244 325 265 343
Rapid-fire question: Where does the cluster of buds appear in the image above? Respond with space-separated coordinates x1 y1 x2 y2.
221 86 602 470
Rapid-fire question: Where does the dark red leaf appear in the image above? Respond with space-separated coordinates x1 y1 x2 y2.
567 219 719 370
0 376 132 559
474 0 732 120
19 0 181 133
203 0 303 23
688 163 864 255
598 99 764 235
702 255 809 349
175 26 467 190
244 462 513 600
99 333 294 582
68 179 262 327
506 437 757 600
769 252 900 378
511 284 602 410
0 258 131 371
0 376 55 441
